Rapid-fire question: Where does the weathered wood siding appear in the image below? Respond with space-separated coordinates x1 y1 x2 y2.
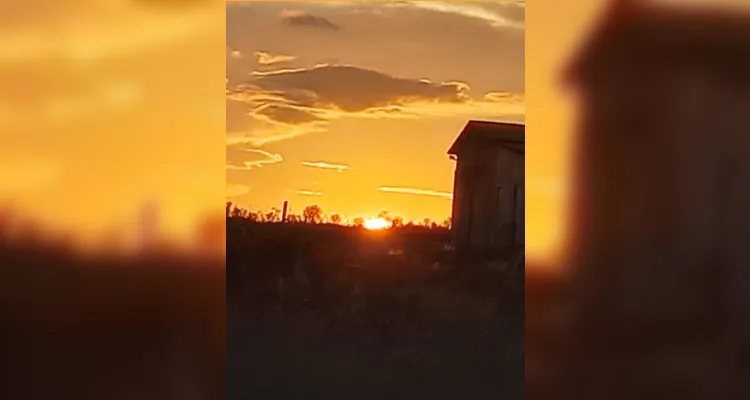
515 184 525 246
491 146 524 247
451 144 524 251
569 63 750 328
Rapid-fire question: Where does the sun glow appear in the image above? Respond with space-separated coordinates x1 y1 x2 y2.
363 217 389 230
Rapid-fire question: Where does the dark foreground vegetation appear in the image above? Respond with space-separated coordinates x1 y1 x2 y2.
227 216 524 399
1 235 225 400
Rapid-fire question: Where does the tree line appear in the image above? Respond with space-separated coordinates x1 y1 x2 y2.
226 202 451 229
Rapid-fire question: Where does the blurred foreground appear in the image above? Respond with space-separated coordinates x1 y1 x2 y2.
1 217 225 400
527 0 750 398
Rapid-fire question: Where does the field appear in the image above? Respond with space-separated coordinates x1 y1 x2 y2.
2 216 527 399
227 218 524 399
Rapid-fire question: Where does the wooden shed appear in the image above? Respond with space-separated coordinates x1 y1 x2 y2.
564 0 750 302
448 120 525 257
560 2 750 393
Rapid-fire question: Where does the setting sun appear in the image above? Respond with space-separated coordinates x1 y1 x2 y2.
363 218 389 230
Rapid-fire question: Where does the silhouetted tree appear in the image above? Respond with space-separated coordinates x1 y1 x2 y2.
231 204 247 219
264 208 281 222
302 205 323 224
377 210 393 223
226 202 233 218
329 213 342 225
422 218 432 227
391 215 404 228
441 217 452 229
352 217 365 227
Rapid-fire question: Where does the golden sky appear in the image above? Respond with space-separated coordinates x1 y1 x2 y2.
0 0 631 257
0 0 225 244
526 0 604 259
226 1 525 230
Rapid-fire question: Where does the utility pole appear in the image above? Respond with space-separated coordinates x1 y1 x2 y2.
282 200 289 222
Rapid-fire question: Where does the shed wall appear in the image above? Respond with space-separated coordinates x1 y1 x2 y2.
451 144 524 252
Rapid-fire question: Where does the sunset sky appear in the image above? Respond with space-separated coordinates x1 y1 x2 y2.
527 0 603 259
226 1 525 229
0 0 225 243
0 0 626 257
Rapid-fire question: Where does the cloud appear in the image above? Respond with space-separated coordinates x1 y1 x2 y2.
301 161 349 172
227 0 524 95
225 120 326 147
297 190 323 197
249 65 470 114
485 2 526 25
253 103 326 125
225 147 283 171
226 183 251 198
280 9 340 30
225 92 328 146
386 1 524 29
254 50 296 65
226 0 524 145
484 91 524 103
226 63 523 145
232 64 472 130
378 186 453 199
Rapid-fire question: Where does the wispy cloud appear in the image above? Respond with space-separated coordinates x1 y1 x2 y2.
388 1 524 29
301 161 349 172
226 183 251 197
226 148 283 170
378 186 453 199
297 190 323 197
254 51 296 65
484 91 524 103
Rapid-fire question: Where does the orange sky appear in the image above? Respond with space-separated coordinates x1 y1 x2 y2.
226 1 525 233
0 0 614 258
0 1 225 243
526 0 604 259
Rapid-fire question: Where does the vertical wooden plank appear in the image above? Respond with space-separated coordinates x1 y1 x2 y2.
450 161 462 247
496 185 515 246
515 184 525 246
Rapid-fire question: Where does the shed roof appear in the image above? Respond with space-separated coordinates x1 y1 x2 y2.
447 120 524 157
564 0 750 86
